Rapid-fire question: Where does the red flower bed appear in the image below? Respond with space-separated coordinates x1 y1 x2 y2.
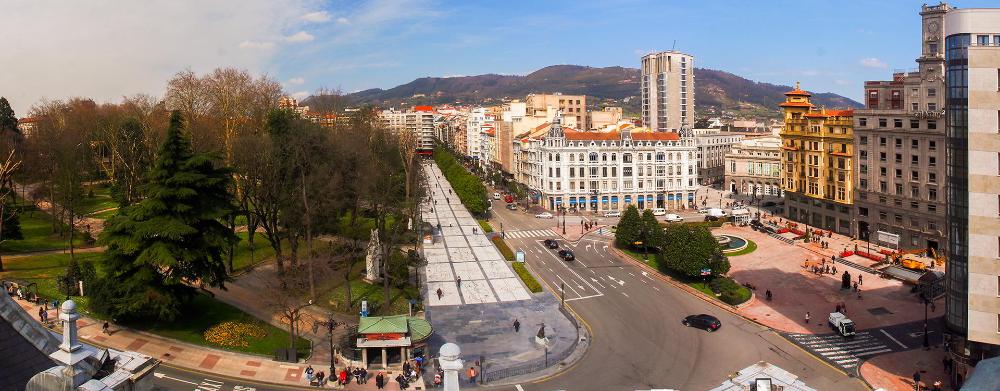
840 251 854 257
777 228 790 234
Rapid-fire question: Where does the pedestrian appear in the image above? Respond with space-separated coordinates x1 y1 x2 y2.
853 281 859 292
832 266 837 275
857 287 863 300
361 367 368 384
395 373 407 389
305 365 315 381
434 372 442 388
403 361 411 377
456 277 462 288
376 372 385 389
765 290 772 301
467 366 477 384
932 381 942 391
513 318 521 332
473 226 477 235
859 274 863 286
38 307 45 322
353 367 362 384
316 371 325 386
102 321 110 335
913 371 922 391
436 288 443 300
805 312 811 324
338 368 347 385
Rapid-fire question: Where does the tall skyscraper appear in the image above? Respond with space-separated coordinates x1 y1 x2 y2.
641 51 694 132
943 5 1000 376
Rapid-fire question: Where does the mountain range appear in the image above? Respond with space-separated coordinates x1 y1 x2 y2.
332 65 862 117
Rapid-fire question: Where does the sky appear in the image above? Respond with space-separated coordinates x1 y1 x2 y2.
1 0 997 115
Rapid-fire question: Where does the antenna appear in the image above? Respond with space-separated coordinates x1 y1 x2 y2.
672 40 677 51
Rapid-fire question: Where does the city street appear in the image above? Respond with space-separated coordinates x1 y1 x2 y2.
485 201 867 391
152 364 290 391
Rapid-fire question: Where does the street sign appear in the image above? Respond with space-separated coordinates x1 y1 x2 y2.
700 268 712 276
515 250 525 263
634 241 643 245
360 300 369 317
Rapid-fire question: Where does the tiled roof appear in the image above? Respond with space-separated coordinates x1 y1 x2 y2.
0 316 56 390
784 82 812 97
563 129 679 141
413 105 434 112
358 315 409 334
407 318 432 343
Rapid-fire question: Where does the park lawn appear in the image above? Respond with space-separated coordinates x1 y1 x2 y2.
476 219 493 233
0 252 104 314
80 185 118 216
89 208 121 220
725 239 758 257
230 231 279 272
619 247 750 305
320 271 420 316
2 205 88 253
133 293 310 357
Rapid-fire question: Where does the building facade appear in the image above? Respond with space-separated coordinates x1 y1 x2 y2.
526 93 586 130
641 51 695 132
725 136 783 198
531 114 699 212
943 5 1000 375
381 106 436 154
694 129 744 187
854 4 949 252
779 84 856 235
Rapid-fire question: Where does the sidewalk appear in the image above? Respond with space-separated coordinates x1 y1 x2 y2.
861 347 950 391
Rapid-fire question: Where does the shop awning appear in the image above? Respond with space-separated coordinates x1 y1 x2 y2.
555 198 562 204
569 198 577 205
590 198 598 203
688 194 695 200
657 194 665 200
602 197 609 203
667 194 674 200
646 195 654 202
624 196 632 203
611 196 619 203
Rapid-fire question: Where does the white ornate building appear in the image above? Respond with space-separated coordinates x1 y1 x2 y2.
526 113 699 212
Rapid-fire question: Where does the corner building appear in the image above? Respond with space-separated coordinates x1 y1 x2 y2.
779 84 856 235
942 5 1000 379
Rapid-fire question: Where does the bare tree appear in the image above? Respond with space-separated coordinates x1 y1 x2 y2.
258 266 313 359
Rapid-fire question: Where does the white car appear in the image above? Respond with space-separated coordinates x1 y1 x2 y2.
493 192 502 200
604 211 622 217
535 212 554 219
651 208 667 216
698 208 711 214
664 214 684 222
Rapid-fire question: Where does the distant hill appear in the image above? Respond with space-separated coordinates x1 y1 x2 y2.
330 65 861 117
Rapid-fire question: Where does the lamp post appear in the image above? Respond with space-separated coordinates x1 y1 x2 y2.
922 294 931 349
325 314 343 374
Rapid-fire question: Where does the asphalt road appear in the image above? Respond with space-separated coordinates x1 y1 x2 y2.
485 200 868 391
152 364 303 391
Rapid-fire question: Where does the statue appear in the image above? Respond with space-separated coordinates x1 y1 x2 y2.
364 229 382 283
536 323 546 339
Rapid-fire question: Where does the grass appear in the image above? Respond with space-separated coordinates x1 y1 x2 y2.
229 231 279 272
319 272 420 316
79 185 118 216
132 294 311 357
511 262 542 293
725 239 758 257
477 219 493 233
492 236 514 261
619 247 751 305
89 208 120 220
2 203 88 253
0 251 308 357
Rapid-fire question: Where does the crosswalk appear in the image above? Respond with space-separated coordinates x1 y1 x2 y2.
594 227 613 237
504 229 556 239
785 331 894 371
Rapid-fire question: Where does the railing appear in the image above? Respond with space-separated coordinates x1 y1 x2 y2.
480 306 581 384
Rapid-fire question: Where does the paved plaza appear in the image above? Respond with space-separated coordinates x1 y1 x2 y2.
422 163 532 306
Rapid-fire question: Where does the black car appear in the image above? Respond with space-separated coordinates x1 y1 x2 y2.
543 239 559 249
557 249 575 261
682 314 721 332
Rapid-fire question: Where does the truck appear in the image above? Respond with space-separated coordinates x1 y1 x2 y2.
828 312 856 337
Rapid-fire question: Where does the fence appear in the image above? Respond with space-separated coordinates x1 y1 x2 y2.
480 306 581 384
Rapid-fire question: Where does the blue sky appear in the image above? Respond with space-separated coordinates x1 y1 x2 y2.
274 0 997 103
3 0 997 114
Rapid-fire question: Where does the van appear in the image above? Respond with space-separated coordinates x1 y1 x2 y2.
651 208 667 216
604 211 622 217
493 192 501 200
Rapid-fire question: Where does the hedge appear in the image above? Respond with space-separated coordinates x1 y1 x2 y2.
492 236 514 261
477 219 494 233
709 276 752 305
433 146 488 215
511 262 543 293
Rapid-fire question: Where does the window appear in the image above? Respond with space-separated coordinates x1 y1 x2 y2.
928 204 937 212
881 167 888 176
879 211 888 221
928 88 936 97
912 186 920 198
912 171 919 181
859 118 868 127
895 183 903 195
880 181 887 192
860 150 868 160
978 35 990 46
895 198 903 207
896 153 903 164
859 207 869 217
860 136 868 145
880 137 887 146
623 167 632 176
912 139 919 149
895 214 903 224
895 169 902 178
912 155 919 165
912 102 919 111
894 119 903 128
929 156 937 167
879 118 888 127
928 103 937 111
623 153 632 163
929 141 937 151
911 119 920 129
880 152 887 162
896 138 903 148
928 120 937 130
860 164 868 174
929 188 937 201
860 178 868 189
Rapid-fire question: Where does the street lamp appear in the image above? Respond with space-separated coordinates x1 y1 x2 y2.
922 294 931 349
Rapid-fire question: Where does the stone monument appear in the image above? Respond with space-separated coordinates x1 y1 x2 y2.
364 229 382 283
439 343 464 391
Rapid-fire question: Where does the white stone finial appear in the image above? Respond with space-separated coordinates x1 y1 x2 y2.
439 342 465 391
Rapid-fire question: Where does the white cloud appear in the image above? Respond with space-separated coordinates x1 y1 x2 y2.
859 57 888 69
0 0 313 115
239 40 275 50
291 91 310 99
302 11 331 23
288 77 305 85
285 31 315 43
336 17 350 25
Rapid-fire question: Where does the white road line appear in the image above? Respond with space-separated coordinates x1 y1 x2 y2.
622 292 629 298
880 329 909 349
653 287 660 291
555 274 583 297
590 277 607 289
565 293 603 301
516 385 525 391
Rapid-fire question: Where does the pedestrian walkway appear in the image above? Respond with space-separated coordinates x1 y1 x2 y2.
594 227 613 237
785 331 895 372
503 229 556 239
423 162 532 307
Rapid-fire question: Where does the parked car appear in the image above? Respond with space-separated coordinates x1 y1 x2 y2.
698 208 711 214
651 208 667 216
604 211 622 217
543 239 559 249
557 249 575 261
535 212 554 219
664 214 684 222
506 203 518 210
682 314 721 332
493 192 502 200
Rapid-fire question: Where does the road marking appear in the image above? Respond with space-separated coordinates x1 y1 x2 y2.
153 373 198 385
516 385 525 391
880 329 908 349
628 272 635 277
653 287 660 292
590 277 607 289
622 292 629 298
566 293 603 301
555 274 583 297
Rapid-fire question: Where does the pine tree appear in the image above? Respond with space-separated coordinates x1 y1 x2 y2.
640 209 665 249
0 97 17 135
614 205 642 248
95 111 235 321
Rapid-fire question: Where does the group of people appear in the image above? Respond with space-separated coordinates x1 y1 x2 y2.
303 366 327 387
337 366 371 386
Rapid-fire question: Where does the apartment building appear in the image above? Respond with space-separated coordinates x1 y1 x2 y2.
466 108 494 166
725 136 783 198
942 5 1000 377
854 4 948 253
590 107 624 130
381 106 436 154
779 84 856 235
528 113 699 212
641 51 695 132
526 93 586 130
694 129 744 187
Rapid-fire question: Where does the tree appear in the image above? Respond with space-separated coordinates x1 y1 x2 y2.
614 205 642 248
660 224 730 278
98 117 153 207
0 151 21 272
0 97 18 136
640 209 665 249
96 111 236 321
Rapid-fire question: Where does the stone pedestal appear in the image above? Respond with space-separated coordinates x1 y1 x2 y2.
439 343 464 391
364 229 382 283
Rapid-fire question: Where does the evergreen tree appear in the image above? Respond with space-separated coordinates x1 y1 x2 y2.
1 203 22 241
0 97 17 135
95 111 235 321
660 224 730 277
640 209 665 249
614 205 642 248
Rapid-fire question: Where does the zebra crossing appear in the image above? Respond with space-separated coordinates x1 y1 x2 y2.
594 227 613 237
504 229 556 239
784 331 895 371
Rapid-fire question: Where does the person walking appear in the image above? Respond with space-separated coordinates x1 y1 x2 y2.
436 288 443 300
913 371 922 390
467 366 477 384
513 318 521 332
456 277 462 288
375 372 385 389
805 312 811 324
765 290 772 301
859 274 863 286
102 321 111 335
38 307 45 322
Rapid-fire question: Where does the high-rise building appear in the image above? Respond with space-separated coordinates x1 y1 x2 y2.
381 106 436 155
853 4 948 253
526 93 586 130
641 51 695 132
779 84 856 235
942 4 1000 377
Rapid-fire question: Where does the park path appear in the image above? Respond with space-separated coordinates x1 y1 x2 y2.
13 182 106 237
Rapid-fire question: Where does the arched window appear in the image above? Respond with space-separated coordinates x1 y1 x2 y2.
611 153 617 161
555 153 561 161
578 153 584 162
656 152 665 162
623 153 632 163
589 152 599 162
602 153 608 161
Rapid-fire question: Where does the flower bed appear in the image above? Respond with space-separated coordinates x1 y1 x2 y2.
204 321 267 349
